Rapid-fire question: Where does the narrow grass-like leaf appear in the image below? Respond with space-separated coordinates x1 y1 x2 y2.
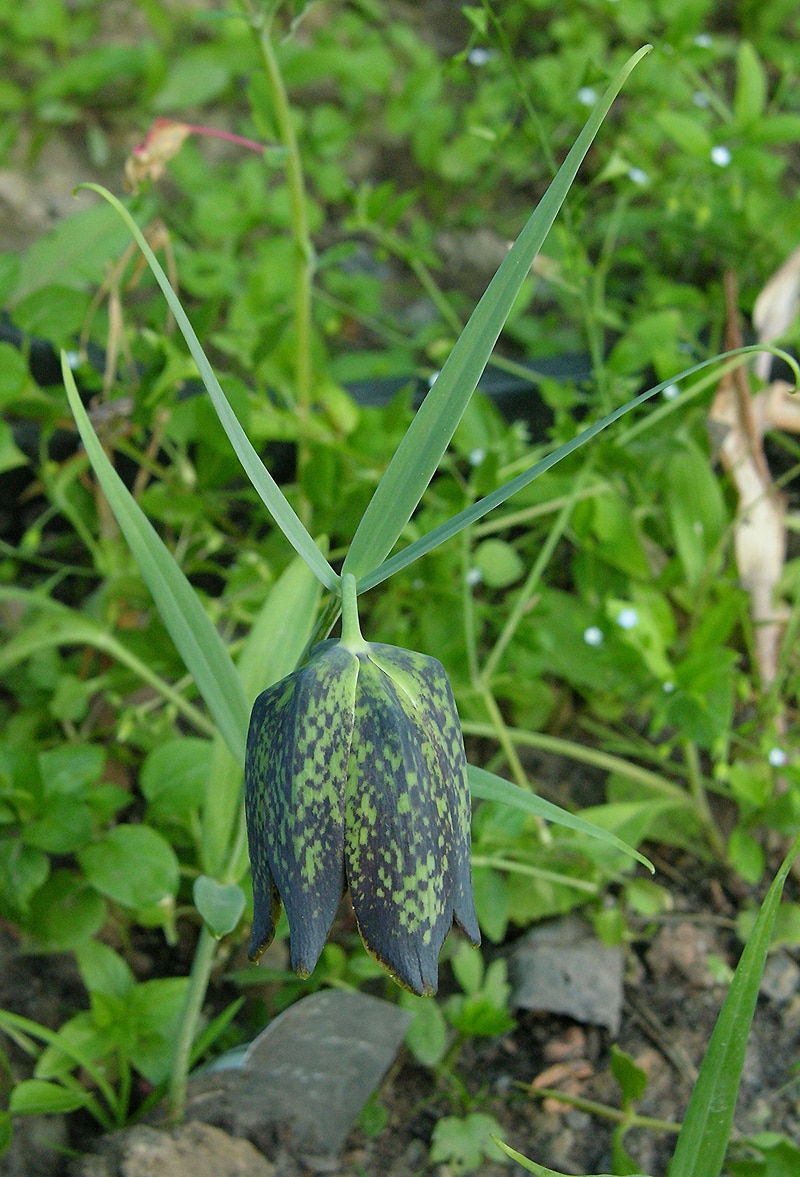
668 832 800 1177
494 1138 646 1177
358 346 798 593
468 765 654 873
343 46 652 583
74 184 338 594
63 355 249 760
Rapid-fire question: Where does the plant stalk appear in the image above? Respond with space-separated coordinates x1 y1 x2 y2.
167 924 217 1120
246 0 316 524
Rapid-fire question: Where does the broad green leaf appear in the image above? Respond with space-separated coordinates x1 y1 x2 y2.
431 1114 510 1172
63 358 249 760
0 1110 11 1157
0 421 27 475
35 1011 115 1082
400 992 448 1067
467 765 654 872
78 825 180 911
75 941 135 999
193 875 246 938
141 737 210 824
12 201 132 301
727 1133 800 1177
9 1079 92 1116
24 870 106 951
22 794 92 853
0 842 49 920
12 286 90 342
68 191 338 595
666 441 726 587
126 977 190 1085
735 41 768 125
610 1044 649 1104
668 833 800 1177
237 554 324 702
343 46 652 583
0 342 28 403
655 109 712 156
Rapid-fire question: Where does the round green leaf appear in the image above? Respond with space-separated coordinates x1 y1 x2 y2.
473 539 524 588
24 870 106 951
193 876 246 938
78 825 180 911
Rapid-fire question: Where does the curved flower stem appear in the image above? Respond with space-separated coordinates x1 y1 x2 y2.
340 572 367 651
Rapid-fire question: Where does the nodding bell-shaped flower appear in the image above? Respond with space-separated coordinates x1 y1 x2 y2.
244 574 480 996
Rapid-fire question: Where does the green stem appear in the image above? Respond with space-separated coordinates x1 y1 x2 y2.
477 684 533 793
527 1086 681 1135
167 924 217 1120
481 464 588 684
682 738 727 859
461 720 690 801
339 572 365 650
245 0 315 525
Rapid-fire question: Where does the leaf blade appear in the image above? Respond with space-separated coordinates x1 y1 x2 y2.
468 765 654 872
357 346 796 593
343 46 652 583
668 833 800 1177
74 185 338 593
62 355 249 760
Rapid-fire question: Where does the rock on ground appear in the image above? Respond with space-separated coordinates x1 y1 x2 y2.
72 1122 273 1177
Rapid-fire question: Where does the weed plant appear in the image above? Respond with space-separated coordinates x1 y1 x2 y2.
1 2 800 1175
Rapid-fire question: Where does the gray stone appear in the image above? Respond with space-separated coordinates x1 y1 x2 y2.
0 1111 69 1177
71 1122 273 1177
759 952 800 1002
509 916 624 1034
184 989 412 1162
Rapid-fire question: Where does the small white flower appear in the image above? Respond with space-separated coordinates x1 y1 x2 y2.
711 145 732 167
616 607 639 630
583 626 604 647
465 567 483 587
694 33 713 48
468 47 493 66
692 91 711 108
577 87 598 107
628 166 648 185
468 447 486 467
662 383 680 400
663 681 675 693
768 747 788 767
65 350 82 369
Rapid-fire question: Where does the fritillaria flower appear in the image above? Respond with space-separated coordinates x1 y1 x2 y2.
244 581 479 996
